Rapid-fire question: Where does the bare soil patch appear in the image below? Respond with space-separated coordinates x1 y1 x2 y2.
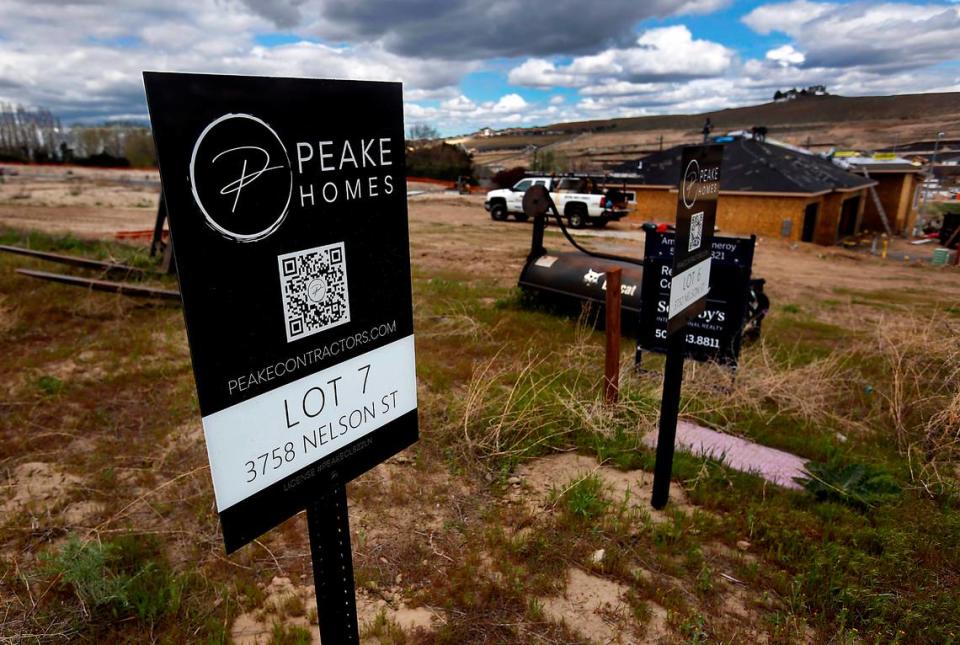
1 462 81 516
514 452 693 523
540 567 638 644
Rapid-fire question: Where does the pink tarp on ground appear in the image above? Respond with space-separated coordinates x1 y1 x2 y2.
643 420 808 489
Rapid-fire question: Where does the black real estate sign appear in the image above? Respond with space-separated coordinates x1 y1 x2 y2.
666 145 723 335
143 72 417 554
638 231 756 368
651 144 723 510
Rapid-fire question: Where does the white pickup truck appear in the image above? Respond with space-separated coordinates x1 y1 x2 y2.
484 177 629 228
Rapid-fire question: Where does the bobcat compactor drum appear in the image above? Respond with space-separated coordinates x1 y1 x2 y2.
515 185 768 368
517 184 644 326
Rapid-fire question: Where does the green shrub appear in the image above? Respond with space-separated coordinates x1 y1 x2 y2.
269 622 313 645
40 535 184 626
554 474 608 521
406 142 472 180
37 375 64 395
799 460 901 509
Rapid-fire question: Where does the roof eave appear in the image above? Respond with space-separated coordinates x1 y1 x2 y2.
666 187 832 197
834 182 875 193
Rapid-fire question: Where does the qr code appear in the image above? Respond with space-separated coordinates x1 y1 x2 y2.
688 211 704 252
278 243 350 342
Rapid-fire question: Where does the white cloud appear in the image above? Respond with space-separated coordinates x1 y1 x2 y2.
405 92 585 134
0 0 469 122
300 0 734 60
508 26 734 88
766 45 805 66
238 0 306 29
741 57 960 97
493 93 528 112
675 0 733 12
742 1 832 34
0 0 958 137
440 95 478 112
575 77 762 115
507 59 581 88
743 1 960 70
580 81 663 97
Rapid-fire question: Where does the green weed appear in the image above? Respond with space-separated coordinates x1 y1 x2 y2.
556 474 609 521
800 460 901 509
361 610 407 644
40 535 184 626
269 622 313 645
36 374 64 395
679 611 709 643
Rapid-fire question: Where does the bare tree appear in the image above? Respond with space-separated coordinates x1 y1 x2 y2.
0 103 65 161
408 123 441 141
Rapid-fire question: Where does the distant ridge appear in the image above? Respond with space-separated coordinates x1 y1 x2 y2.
459 92 960 169
504 92 960 136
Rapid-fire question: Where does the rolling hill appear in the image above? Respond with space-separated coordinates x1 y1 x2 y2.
453 92 960 171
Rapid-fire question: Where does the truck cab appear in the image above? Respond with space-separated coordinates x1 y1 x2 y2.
485 178 552 221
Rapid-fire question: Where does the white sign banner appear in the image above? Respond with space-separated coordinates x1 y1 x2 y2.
202 335 417 511
668 258 711 320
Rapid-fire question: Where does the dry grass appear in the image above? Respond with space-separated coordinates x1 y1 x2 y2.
870 311 960 495
457 309 660 469
685 341 856 432
460 350 578 465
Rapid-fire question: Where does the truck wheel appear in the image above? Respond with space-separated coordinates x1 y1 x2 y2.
567 210 585 228
515 212 529 222
490 203 507 221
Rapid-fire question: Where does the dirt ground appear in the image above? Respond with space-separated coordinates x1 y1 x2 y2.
2 170 959 643
1 168 957 317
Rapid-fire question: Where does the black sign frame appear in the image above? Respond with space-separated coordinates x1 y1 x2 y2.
143 72 418 554
666 145 723 335
638 231 756 369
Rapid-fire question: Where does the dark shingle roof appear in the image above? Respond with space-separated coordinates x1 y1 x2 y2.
610 138 874 195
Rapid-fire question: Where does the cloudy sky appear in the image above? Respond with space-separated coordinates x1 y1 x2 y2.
1 0 959 134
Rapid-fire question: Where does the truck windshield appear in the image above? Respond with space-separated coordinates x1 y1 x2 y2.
513 180 532 192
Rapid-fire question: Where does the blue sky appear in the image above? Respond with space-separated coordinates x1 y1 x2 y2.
1 0 958 135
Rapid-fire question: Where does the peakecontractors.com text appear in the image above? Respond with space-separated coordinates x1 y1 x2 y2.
227 320 398 395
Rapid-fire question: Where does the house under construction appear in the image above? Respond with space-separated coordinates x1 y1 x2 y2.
610 136 877 245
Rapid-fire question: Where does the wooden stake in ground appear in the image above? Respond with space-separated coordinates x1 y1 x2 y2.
604 268 622 405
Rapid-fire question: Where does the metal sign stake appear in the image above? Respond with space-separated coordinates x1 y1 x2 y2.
307 483 360 644
651 331 684 509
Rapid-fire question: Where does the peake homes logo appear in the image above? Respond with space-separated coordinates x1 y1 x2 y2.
190 113 293 243
681 159 700 210
189 113 397 243
681 157 719 210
